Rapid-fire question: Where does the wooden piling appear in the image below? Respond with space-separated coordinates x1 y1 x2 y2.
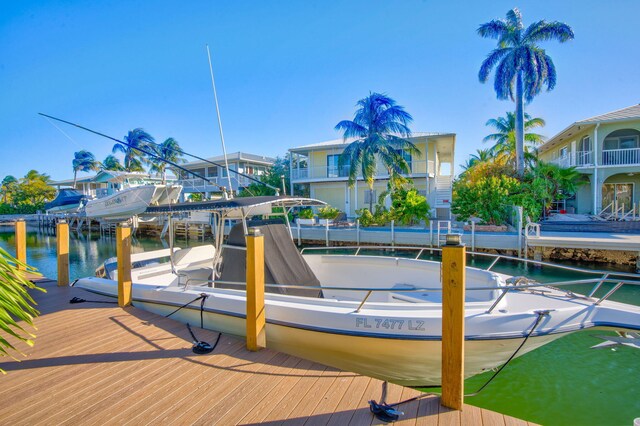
14 219 27 269
116 223 132 307
246 227 266 351
56 220 69 286
441 236 466 411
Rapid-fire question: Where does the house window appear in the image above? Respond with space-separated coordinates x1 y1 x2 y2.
364 189 377 204
602 183 634 211
559 146 568 158
207 167 218 177
395 149 413 171
579 136 591 152
327 154 349 178
604 135 640 150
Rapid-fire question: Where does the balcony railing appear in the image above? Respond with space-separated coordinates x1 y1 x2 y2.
291 160 435 181
602 148 640 166
549 151 592 168
178 175 253 192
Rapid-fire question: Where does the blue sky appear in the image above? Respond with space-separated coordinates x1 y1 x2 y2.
1 0 639 181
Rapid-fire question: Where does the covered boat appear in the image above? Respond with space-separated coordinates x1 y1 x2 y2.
44 188 86 213
74 196 640 386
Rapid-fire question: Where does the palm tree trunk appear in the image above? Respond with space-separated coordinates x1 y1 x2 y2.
73 171 77 187
515 71 525 177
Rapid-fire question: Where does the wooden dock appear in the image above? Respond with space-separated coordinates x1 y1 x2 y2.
0 278 534 425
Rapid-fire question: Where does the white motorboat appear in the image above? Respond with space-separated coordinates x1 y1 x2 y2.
83 171 182 220
74 196 640 386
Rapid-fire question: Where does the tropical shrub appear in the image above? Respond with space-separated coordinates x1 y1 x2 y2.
0 247 44 373
390 188 430 225
356 206 391 227
453 175 520 225
317 206 341 220
298 208 314 219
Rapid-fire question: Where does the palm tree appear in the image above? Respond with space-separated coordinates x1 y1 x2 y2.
72 150 100 186
101 155 125 171
484 112 546 166
478 8 574 177
460 148 493 173
149 138 185 183
112 128 155 172
335 92 420 211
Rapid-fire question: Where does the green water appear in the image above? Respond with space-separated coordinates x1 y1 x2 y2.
1 227 639 425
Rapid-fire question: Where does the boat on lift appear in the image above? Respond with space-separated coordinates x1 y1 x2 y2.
74 196 640 386
44 188 87 213
83 171 182 220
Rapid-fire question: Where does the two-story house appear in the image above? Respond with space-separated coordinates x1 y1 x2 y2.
538 104 640 215
288 132 455 219
177 151 275 199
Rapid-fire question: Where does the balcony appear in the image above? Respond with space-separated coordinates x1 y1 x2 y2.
602 148 640 166
178 176 253 192
291 160 435 182
549 151 593 168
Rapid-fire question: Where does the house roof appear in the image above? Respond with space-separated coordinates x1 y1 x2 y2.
289 132 455 152
183 151 276 168
539 104 640 153
577 104 640 124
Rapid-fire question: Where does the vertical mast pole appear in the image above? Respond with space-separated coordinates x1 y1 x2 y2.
206 44 234 198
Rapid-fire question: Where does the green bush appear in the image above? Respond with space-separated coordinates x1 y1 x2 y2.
390 188 430 225
356 206 391 226
317 205 341 220
298 208 314 219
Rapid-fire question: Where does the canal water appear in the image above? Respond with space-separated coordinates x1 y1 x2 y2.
1 226 638 425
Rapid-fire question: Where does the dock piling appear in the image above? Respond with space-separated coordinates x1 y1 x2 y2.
246 227 266 351
56 220 69 286
14 219 27 269
116 223 132 307
441 234 466 411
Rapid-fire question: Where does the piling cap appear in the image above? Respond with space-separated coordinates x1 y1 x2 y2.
247 227 262 236
445 233 463 246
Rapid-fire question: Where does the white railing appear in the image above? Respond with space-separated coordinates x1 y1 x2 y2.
602 148 640 166
290 160 435 181
551 155 571 168
576 151 592 166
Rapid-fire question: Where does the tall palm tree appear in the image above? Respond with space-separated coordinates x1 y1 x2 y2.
101 155 125 171
112 128 155 172
478 8 574 177
484 112 546 166
149 138 185 183
72 150 100 186
335 92 420 211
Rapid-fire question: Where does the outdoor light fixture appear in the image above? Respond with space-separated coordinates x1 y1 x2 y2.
445 233 462 246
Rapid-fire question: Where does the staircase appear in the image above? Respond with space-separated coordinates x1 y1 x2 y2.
435 175 453 207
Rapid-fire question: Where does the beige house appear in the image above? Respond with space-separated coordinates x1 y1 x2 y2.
288 133 455 219
177 152 275 198
538 104 640 214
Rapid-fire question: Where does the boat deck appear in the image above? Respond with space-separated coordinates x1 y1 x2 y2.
0 278 535 425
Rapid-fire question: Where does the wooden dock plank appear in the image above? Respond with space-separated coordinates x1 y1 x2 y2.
0 280 533 426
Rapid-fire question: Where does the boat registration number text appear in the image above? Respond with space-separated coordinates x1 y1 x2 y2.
355 318 425 331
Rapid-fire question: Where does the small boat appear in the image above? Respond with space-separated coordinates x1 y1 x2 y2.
75 196 640 386
44 188 86 213
83 171 182 220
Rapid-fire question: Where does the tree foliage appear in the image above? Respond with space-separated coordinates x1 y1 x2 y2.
149 138 185 183
478 8 574 176
0 247 44 373
112 128 155 172
0 170 55 213
72 150 100 186
101 155 125 171
335 92 420 210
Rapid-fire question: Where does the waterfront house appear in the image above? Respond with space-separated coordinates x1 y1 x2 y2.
176 152 275 199
538 104 640 215
288 133 455 219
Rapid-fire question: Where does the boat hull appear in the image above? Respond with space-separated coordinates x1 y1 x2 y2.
133 298 563 386
84 185 159 219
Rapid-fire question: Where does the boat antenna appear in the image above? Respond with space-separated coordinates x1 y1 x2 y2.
206 44 234 199
37 113 224 191
38 113 281 194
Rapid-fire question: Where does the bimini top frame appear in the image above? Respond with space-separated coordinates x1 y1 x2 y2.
145 195 325 219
